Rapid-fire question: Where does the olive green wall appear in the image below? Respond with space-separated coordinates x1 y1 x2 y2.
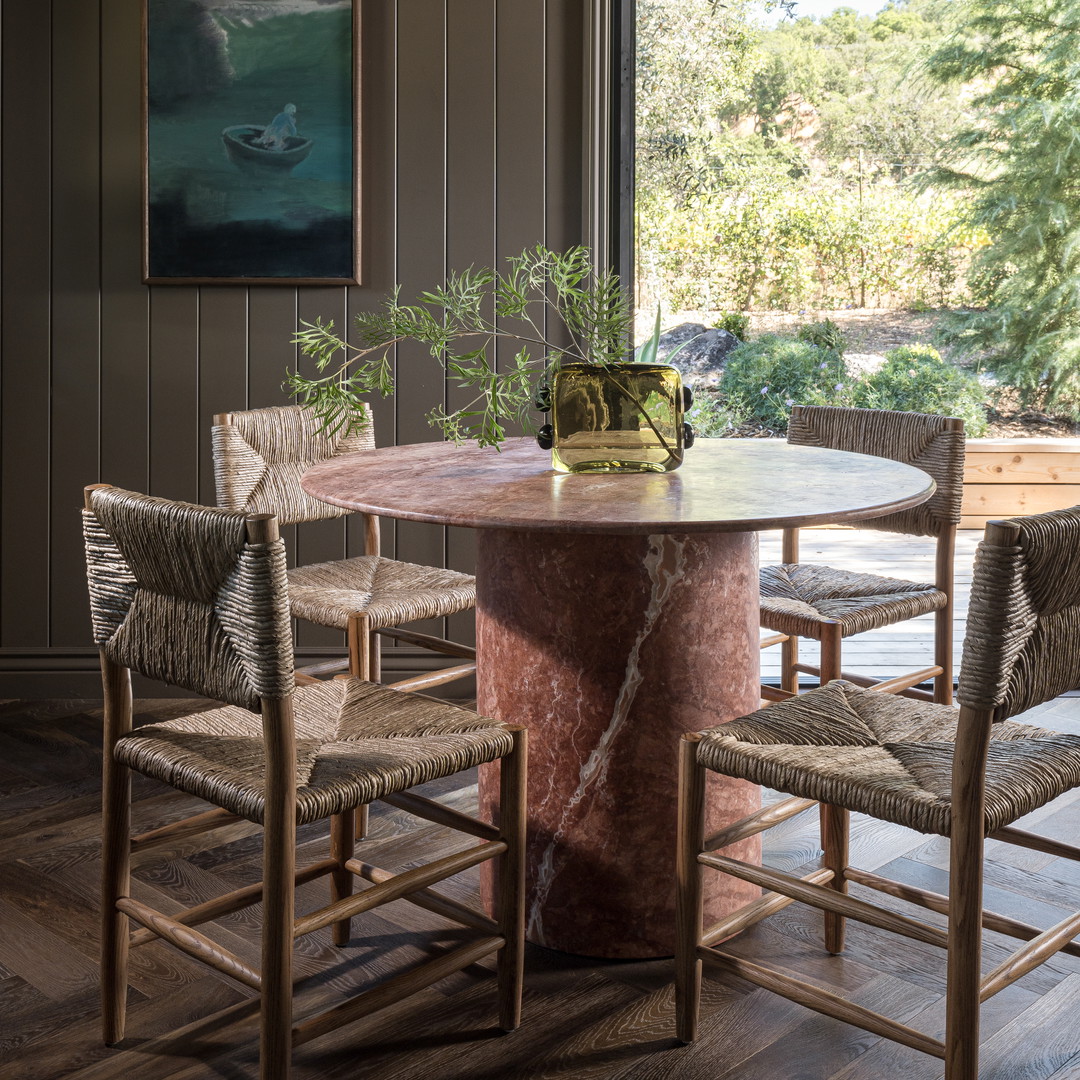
0 0 586 695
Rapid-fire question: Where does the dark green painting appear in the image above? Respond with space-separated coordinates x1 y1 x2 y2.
144 0 357 283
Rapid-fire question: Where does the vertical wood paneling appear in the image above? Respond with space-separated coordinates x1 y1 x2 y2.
494 1 547 429
99 0 149 494
444 0 496 645
546 0 585 256
295 287 350 650
347 0 398 564
393 0 448 637
1 0 53 646
0 1 586 692
148 288 200 501
446 0 495 331
49 0 102 646
197 288 249 504
246 288 301 570
445 0 494 422
247 291 298 409
497 5 547 259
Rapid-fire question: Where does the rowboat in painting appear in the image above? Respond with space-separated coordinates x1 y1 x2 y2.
221 125 314 173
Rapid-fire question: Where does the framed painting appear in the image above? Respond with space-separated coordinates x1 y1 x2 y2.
143 0 359 284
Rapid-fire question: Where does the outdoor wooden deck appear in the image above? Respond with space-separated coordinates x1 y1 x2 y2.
758 527 981 687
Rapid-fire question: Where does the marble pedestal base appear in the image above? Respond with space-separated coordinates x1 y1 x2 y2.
477 528 762 959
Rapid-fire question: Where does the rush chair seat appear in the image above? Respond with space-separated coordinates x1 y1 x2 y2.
676 505 1080 1080
83 485 525 1080
213 405 477 690
760 405 966 706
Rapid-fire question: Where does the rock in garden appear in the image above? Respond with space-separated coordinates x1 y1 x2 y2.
845 352 885 376
637 322 741 386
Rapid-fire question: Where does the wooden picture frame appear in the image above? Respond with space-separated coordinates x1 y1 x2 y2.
142 0 360 285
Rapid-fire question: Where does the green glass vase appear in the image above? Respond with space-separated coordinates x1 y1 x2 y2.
544 362 689 474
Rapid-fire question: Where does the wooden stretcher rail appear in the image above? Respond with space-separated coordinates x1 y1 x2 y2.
845 866 1080 960
130 806 243 853
118 896 262 989
353 861 499 934
379 790 501 841
700 853 949 949
295 842 505 937
702 796 817 853
291 936 505 1047
701 867 835 947
129 859 337 948
699 947 946 1059
385 663 477 693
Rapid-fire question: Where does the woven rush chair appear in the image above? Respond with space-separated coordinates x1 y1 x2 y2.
676 505 1080 1079
84 484 525 1080
213 405 477 690
760 405 966 706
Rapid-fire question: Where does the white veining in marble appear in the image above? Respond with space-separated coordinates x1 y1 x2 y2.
527 534 687 942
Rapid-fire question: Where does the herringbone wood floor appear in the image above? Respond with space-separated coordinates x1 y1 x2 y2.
3 695 1080 1080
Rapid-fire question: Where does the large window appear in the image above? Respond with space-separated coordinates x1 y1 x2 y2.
633 0 971 333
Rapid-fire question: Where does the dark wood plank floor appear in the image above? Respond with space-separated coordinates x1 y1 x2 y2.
3 694 1080 1080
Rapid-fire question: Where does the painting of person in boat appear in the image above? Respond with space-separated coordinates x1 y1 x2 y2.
144 0 356 283
258 104 298 150
221 104 315 174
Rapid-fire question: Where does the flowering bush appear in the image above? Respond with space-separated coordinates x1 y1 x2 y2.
851 344 989 436
712 310 751 340
796 318 848 352
717 336 855 432
713 337 989 435
685 390 749 437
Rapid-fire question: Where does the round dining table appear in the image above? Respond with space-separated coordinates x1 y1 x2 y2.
302 436 935 959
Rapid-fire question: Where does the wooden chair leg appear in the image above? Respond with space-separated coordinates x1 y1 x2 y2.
778 527 801 699
945 728 987 1080
935 524 956 706
260 703 296 1080
347 616 376 847
354 803 370 843
497 727 527 1032
100 657 133 1045
945 891 983 1078
821 804 849 954
347 612 371 680
780 634 800 695
330 811 355 947
675 733 707 1044
368 628 381 684
818 623 842 686
260 859 294 1078
934 598 954 705
816 623 844 855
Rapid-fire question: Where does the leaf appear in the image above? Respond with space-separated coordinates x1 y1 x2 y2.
638 304 664 365
286 244 639 446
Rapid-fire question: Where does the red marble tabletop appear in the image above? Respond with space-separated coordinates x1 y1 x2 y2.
301 436 935 534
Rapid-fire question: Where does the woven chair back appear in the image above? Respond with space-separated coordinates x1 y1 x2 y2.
213 404 376 524
958 505 1080 721
787 405 965 538
83 486 295 711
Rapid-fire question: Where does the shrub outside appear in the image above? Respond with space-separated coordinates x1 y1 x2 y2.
687 335 988 437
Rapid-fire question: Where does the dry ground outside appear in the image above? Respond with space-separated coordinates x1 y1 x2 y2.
749 308 942 355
